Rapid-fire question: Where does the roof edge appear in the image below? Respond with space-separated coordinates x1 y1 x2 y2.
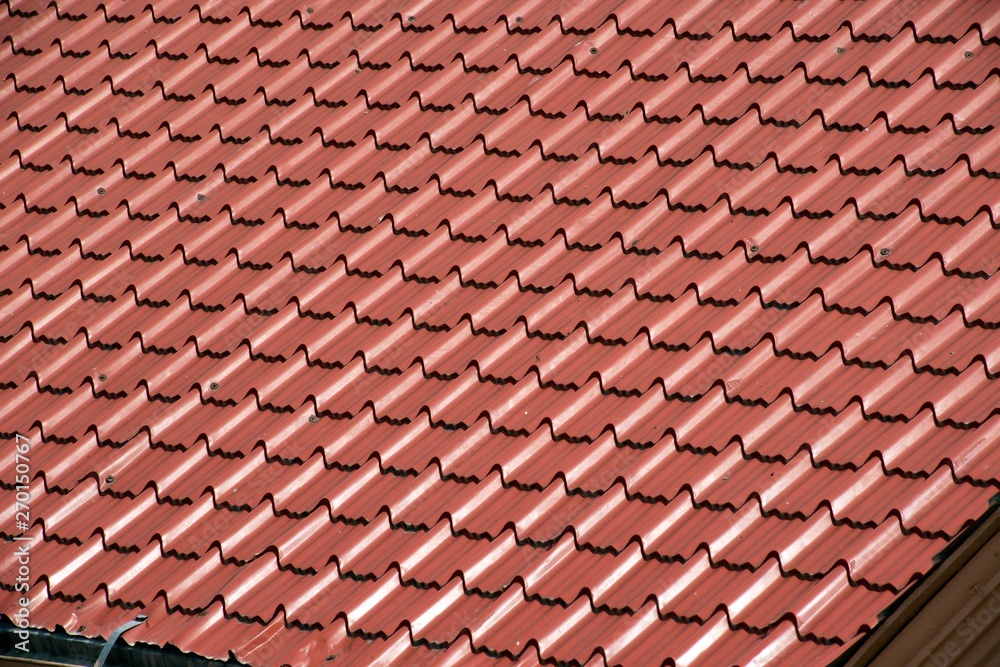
839 495 1000 667
0 620 240 667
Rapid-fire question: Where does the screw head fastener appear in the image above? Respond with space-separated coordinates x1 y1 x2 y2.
965 51 975 59
879 247 891 256
836 47 846 54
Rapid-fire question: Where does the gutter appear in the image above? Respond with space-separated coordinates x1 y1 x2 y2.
0 622 241 667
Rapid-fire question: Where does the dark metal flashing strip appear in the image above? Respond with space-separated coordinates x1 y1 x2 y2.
838 495 1000 667
0 657 94 667
0 620 241 667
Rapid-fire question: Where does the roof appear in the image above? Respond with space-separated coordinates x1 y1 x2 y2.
0 0 999 665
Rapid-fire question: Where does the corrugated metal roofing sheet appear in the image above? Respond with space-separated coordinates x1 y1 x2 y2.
1 0 999 664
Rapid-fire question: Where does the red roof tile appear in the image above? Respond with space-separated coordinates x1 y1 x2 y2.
1 1 999 664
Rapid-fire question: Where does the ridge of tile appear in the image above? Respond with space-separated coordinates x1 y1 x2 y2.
1 453 952 592
5 303 999 428
7 504 889 646
9 421 990 542
5 277 1000 380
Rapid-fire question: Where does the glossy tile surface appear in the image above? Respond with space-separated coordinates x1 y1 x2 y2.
1 1 999 665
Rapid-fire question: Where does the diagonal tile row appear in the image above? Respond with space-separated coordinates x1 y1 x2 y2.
10 471 947 593
38 406 1000 530
10 98 1000 179
18 0 1000 42
0 400 986 660
3 223 999 330
6 68 998 213
8 47 1000 133
5 142 998 226
2 293 999 427
3 476 905 623
7 8 1000 87
0 572 837 666
3 367 1000 486
3 167 999 279
0 444 965 638
3 269 999 378
0 580 617 667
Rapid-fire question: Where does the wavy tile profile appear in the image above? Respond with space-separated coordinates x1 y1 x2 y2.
0 1 999 665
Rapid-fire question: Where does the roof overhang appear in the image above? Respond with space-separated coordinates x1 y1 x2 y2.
0 622 239 667
843 496 1000 666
